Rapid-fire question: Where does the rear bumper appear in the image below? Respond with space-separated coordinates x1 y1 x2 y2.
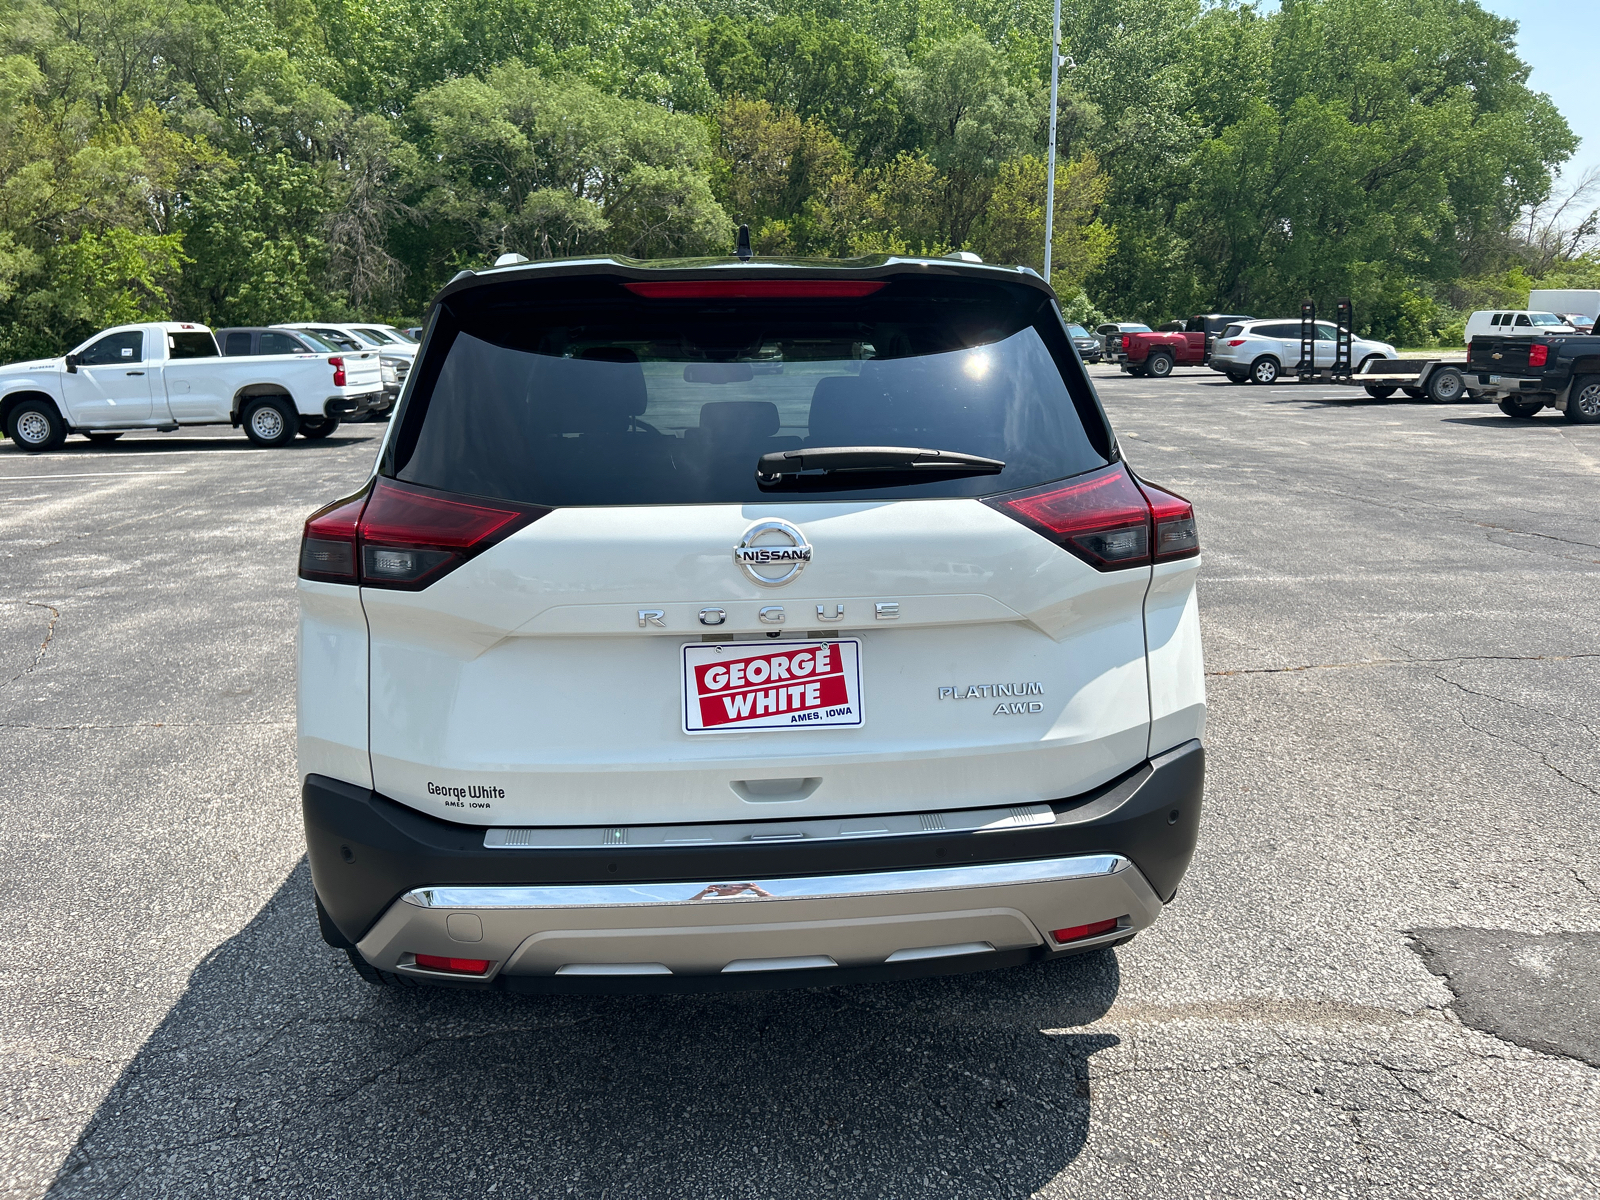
1467 373 1557 399
304 739 1203 990
323 386 383 419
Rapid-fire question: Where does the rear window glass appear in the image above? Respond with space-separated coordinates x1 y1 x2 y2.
168 332 218 358
389 275 1110 506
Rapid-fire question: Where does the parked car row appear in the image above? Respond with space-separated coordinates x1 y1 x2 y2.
1 319 418 451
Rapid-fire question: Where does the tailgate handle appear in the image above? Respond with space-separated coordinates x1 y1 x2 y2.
731 777 822 803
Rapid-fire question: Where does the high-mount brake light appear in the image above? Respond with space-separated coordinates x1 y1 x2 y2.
622 281 886 300
297 479 544 589
985 465 1200 570
414 954 492 975
1528 343 1549 367
329 355 346 386
1136 480 1200 563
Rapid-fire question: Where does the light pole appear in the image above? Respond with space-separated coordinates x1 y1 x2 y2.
1043 0 1063 284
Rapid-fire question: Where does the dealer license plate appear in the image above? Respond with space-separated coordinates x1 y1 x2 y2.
683 640 863 733
1480 374 1500 385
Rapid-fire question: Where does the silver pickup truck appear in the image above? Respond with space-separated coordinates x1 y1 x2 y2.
0 321 384 450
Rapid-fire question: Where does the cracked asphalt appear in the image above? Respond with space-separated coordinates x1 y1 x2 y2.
1 366 1597 1198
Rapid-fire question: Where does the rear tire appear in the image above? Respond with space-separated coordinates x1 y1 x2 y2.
242 397 296 447
299 416 339 439
1249 356 1280 385
1498 399 1543 419
1427 368 1466 403
1364 385 1398 399
1401 386 1426 399
1226 372 1248 384
1146 352 1174 378
6 399 66 452
1566 375 1600 424
84 431 124 444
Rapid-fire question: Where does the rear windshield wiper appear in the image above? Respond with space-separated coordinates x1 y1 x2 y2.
756 446 1005 485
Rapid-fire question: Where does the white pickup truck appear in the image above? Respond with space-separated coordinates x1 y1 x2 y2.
0 321 384 451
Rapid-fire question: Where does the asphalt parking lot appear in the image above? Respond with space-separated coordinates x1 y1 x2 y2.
2 365 1597 1198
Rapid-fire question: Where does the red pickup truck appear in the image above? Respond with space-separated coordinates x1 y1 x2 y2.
1120 313 1252 378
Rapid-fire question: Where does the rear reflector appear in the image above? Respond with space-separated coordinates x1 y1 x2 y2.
414 954 492 975
1528 343 1549 367
1049 918 1120 945
298 478 546 590
623 280 886 300
985 464 1200 570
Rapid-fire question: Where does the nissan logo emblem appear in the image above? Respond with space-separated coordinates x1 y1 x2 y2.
734 519 811 587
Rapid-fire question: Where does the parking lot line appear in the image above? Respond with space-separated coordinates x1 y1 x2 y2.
0 470 189 480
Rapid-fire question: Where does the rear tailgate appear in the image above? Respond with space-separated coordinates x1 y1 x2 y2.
361 267 1162 829
362 500 1152 827
1467 336 1535 375
338 349 382 390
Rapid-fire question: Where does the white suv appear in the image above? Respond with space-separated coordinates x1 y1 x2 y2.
297 257 1207 991
1209 319 1396 384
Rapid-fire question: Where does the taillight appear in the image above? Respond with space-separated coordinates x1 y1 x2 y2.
1136 480 1199 562
1121 335 1131 349
298 487 368 583
329 355 347 386
1529 343 1549 367
298 478 546 589
985 464 1200 571
414 954 491 975
1226 338 1246 346
985 465 1151 569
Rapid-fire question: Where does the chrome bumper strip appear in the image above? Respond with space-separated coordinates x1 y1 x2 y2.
402 854 1129 911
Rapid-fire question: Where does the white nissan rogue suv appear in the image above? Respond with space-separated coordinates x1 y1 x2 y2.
298 255 1206 991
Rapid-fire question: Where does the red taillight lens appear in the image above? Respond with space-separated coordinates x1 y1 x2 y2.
985 465 1200 570
985 465 1151 570
1528 343 1549 367
623 280 885 299
1049 918 1120 945
414 954 492 975
358 478 539 589
329 355 346 386
1226 338 1245 346
1136 480 1200 562
1121 335 1131 349
298 488 368 583
298 479 545 589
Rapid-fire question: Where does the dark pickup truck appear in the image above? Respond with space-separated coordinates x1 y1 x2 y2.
1467 334 1600 422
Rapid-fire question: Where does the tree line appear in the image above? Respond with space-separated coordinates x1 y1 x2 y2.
0 0 1591 359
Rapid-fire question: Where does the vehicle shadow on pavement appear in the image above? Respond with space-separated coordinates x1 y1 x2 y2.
47 862 1122 1199
1 433 380 456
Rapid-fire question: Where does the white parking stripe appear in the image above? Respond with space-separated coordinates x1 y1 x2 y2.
0 470 189 480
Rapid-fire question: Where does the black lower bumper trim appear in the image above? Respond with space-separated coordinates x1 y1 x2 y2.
304 740 1204 946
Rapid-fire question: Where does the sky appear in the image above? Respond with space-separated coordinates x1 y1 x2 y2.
1474 2 1596 192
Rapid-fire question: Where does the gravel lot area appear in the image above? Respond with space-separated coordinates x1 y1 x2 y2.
2 366 1597 1198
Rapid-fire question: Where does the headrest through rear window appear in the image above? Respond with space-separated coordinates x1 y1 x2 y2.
697 400 779 440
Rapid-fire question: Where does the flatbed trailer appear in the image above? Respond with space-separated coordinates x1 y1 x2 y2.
1338 356 1473 402
1286 300 1473 401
